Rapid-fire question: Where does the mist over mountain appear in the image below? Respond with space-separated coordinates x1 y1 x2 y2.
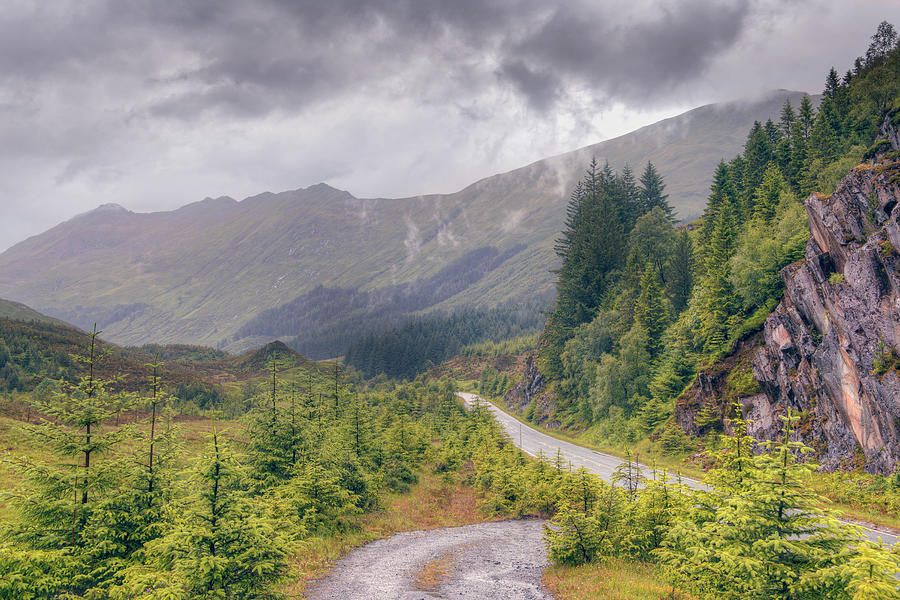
0 91 811 355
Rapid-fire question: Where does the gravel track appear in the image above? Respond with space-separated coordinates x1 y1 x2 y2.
306 519 551 600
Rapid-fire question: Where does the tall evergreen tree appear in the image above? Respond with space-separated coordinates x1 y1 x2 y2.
542 159 628 377
634 265 669 357
666 229 694 312
639 162 674 221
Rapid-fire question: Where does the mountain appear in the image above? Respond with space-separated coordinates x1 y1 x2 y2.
0 298 73 328
0 91 814 353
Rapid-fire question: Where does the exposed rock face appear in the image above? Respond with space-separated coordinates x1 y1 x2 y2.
502 353 561 428
504 354 545 411
751 160 900 474
675 333 766 438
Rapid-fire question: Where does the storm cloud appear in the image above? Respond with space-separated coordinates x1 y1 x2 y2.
0 0 897 251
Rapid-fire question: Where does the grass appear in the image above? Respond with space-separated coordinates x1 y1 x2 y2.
804 471 900 531
544 558 693 599
281 468 496 598
414 552 457 591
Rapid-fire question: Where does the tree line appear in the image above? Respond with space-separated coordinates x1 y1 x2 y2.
234 244 534 359
344 304 544 380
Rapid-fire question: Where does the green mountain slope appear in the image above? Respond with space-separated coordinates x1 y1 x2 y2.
0 91 813 352
0 298 73 328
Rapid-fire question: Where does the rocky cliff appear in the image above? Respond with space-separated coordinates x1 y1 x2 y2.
749 157 900 474
674 145 900 474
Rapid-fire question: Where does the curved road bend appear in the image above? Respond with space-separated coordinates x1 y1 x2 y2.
457 392 899 548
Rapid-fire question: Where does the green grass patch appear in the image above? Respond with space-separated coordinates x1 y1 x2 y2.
544 558 693 600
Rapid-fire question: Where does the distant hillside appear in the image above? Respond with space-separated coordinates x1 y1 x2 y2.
0 91 814 353
0 298 74 329
0 300 320 396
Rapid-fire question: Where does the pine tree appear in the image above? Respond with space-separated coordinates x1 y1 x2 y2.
666 229 693 312
542 159 627 376
752 163 788 222
620 163 644 229
612 450 643 502
741 122 775 216
779 99 796 137
543 504 604 566
661 411 873 600
634 265 669 356
8 326 133 551
700 161 733 243
116 426 291 600
639 162 674 221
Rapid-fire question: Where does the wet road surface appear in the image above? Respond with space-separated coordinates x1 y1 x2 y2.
306 520 550 600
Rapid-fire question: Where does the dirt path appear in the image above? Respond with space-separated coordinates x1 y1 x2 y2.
306 519 551 600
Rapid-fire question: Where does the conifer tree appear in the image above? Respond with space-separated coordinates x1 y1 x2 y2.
741 122 775 215
634 265 669 356
612 450 643 502
666 229 693 312
639 162 674 221
661 411 875 600
116 426 290 600
543 159 627 376
779 98 796 137
7 326 133 551
698 199 740 353
700 160 733 243
752 163 788 222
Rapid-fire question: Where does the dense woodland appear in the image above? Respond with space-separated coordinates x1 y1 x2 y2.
532 21 900 448
344 304 543 380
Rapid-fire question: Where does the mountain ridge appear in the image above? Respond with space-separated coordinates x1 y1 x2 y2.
0 90 815 353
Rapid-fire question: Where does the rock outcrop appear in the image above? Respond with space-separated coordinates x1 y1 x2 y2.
750 159 900 474
502 353 562 428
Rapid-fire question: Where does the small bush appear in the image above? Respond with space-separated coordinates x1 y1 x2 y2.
828 272 845 284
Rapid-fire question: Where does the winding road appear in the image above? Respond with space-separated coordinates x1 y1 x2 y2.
457 392 899 548
306 391 898 599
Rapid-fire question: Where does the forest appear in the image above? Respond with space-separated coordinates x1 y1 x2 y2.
344 304 543 380
233 244 543 360
528 20 900 449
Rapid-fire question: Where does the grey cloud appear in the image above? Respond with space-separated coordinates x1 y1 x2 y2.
1 0 893 255
502 1 752 109
0 0 758 124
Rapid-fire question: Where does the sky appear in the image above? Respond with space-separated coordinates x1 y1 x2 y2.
1 0 898 252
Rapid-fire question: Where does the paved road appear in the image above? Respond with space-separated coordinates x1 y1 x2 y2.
306 520 550 600
458 392 899 548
